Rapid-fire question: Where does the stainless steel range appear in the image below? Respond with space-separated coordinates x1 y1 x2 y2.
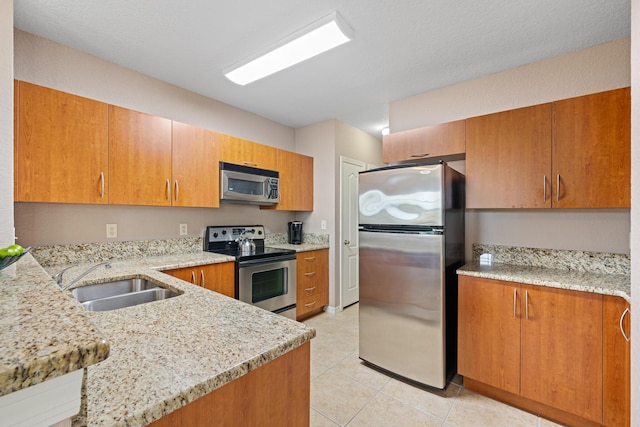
203 225 297 319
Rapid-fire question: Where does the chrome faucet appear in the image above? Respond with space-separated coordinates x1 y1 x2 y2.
53 261 112 291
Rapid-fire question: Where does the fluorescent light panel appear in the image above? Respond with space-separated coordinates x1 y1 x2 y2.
224 12 353 85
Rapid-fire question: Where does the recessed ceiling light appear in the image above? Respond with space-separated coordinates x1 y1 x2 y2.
381 127 390 136
224 11 354 86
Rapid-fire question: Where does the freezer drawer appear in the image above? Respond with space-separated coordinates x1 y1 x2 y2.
358 230 448 388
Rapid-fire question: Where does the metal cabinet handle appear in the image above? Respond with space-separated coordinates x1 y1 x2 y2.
304 301 316 307
543 175 547 203
200 270 205 288
100 172 105 198
305 286 317 292
243 161 258 167
304 256 316 261
620 307 631 342
305 271 316 277
175 180 179 201
513 288 517 318
556 174 560 202
525 290 529 320
191 271 196 284
410 153 429 158
166 179 171 201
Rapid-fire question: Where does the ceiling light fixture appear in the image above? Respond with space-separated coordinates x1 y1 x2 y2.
224 11 354 86
381 127 390 136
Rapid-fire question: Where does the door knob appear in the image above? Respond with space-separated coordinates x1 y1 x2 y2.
344 240 350 245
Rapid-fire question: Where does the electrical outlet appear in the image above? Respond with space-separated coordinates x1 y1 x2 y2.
321 220 327 230
180 224 188 236
106 224 118 238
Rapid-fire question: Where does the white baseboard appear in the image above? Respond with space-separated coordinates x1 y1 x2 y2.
324 305 342 315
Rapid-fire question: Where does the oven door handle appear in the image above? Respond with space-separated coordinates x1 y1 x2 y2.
238 254 296 266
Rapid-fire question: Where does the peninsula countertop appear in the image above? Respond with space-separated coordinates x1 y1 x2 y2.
4 251 316 426
457 261 630 303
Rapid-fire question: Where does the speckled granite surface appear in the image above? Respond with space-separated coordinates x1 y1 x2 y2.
0 254 109 397
458 244 630 302
266 232 330 252
4 245 315 426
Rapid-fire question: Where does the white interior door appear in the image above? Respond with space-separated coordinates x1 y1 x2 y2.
340 156 365 308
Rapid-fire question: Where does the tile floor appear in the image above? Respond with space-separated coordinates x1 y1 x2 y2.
302 303 562 427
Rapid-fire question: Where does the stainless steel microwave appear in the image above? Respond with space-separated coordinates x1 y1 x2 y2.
220 161 280 205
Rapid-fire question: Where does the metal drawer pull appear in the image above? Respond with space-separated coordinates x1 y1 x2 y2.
525 290 529 320
304 301 316 307
100 172 105 198
513 288 517 318
305 271 316 277
200 270 205 287
166 179 171 200
556 174 560 202
305 286 317 292
304 257 316 261
543 175 547 203
175 180 179 201
191 271 196 284
410 153 429 158
620 307 631 342
243 161 258 167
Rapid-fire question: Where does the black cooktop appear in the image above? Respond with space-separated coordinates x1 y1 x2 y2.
203 225 296 262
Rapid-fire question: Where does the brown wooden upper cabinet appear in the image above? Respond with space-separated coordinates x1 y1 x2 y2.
382 120 465 164
466 87 630 208
108 106 173 206
262 149 313 211
216 133 278 171
172 121 219 208
15 81 110 204
552 87 630 208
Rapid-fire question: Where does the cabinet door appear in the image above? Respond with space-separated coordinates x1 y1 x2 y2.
520 285 603 423
552 88 630 208
109 106 172 206
466 104 552 208
382 120 465 163
216 133 277 170
163 266 198 285
172 121 219 208
457 276 521 394
16 81 109 203
199 262 235 298
603 296 630 427
263 149 313 211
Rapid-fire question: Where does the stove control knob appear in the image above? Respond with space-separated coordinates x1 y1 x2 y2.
222 230 227 235
213 232 218 238
257 230 263 235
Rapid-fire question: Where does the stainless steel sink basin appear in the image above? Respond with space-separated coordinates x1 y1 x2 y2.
70 277 182 312
71 278 158 302
81 288 180 312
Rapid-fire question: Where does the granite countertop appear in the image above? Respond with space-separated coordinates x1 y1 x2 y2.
457 262 631 303
267 242 329 252
0 254 109 397
4 251 316 426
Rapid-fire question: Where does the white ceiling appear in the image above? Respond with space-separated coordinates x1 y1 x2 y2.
13 0 630 137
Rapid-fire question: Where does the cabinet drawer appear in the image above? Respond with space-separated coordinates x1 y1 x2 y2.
298 292 328 316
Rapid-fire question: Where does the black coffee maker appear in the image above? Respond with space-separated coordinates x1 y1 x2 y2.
287 221 303 244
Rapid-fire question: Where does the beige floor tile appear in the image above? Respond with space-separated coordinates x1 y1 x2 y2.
311 408 340 427
310 357 332 380
539 417 565 426
445 388 538 427
381 377 461 419
330 353 391 390
311 369 378 426
347 392 444 427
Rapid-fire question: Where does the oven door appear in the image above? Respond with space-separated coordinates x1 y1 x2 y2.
238 258 296 318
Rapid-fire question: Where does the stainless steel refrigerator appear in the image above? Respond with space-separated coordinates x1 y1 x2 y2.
358 162 464 389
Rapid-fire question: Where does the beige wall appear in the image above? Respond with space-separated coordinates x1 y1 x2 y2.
0 1 13 246
13 30 298 247
390 38 631 259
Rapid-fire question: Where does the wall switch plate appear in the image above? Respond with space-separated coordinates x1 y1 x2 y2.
321 220 327 230
106 224 117 238
179 224 188 236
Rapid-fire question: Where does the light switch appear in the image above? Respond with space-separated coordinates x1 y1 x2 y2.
106 224 117 238
180 224 188 236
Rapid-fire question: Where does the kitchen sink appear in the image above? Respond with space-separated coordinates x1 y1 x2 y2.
71 277 182 312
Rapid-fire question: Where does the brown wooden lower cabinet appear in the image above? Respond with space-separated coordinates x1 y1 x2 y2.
296 249 329 320
458 275 622 426
163 262 235 298
149 342 310 427
603 295 631 427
